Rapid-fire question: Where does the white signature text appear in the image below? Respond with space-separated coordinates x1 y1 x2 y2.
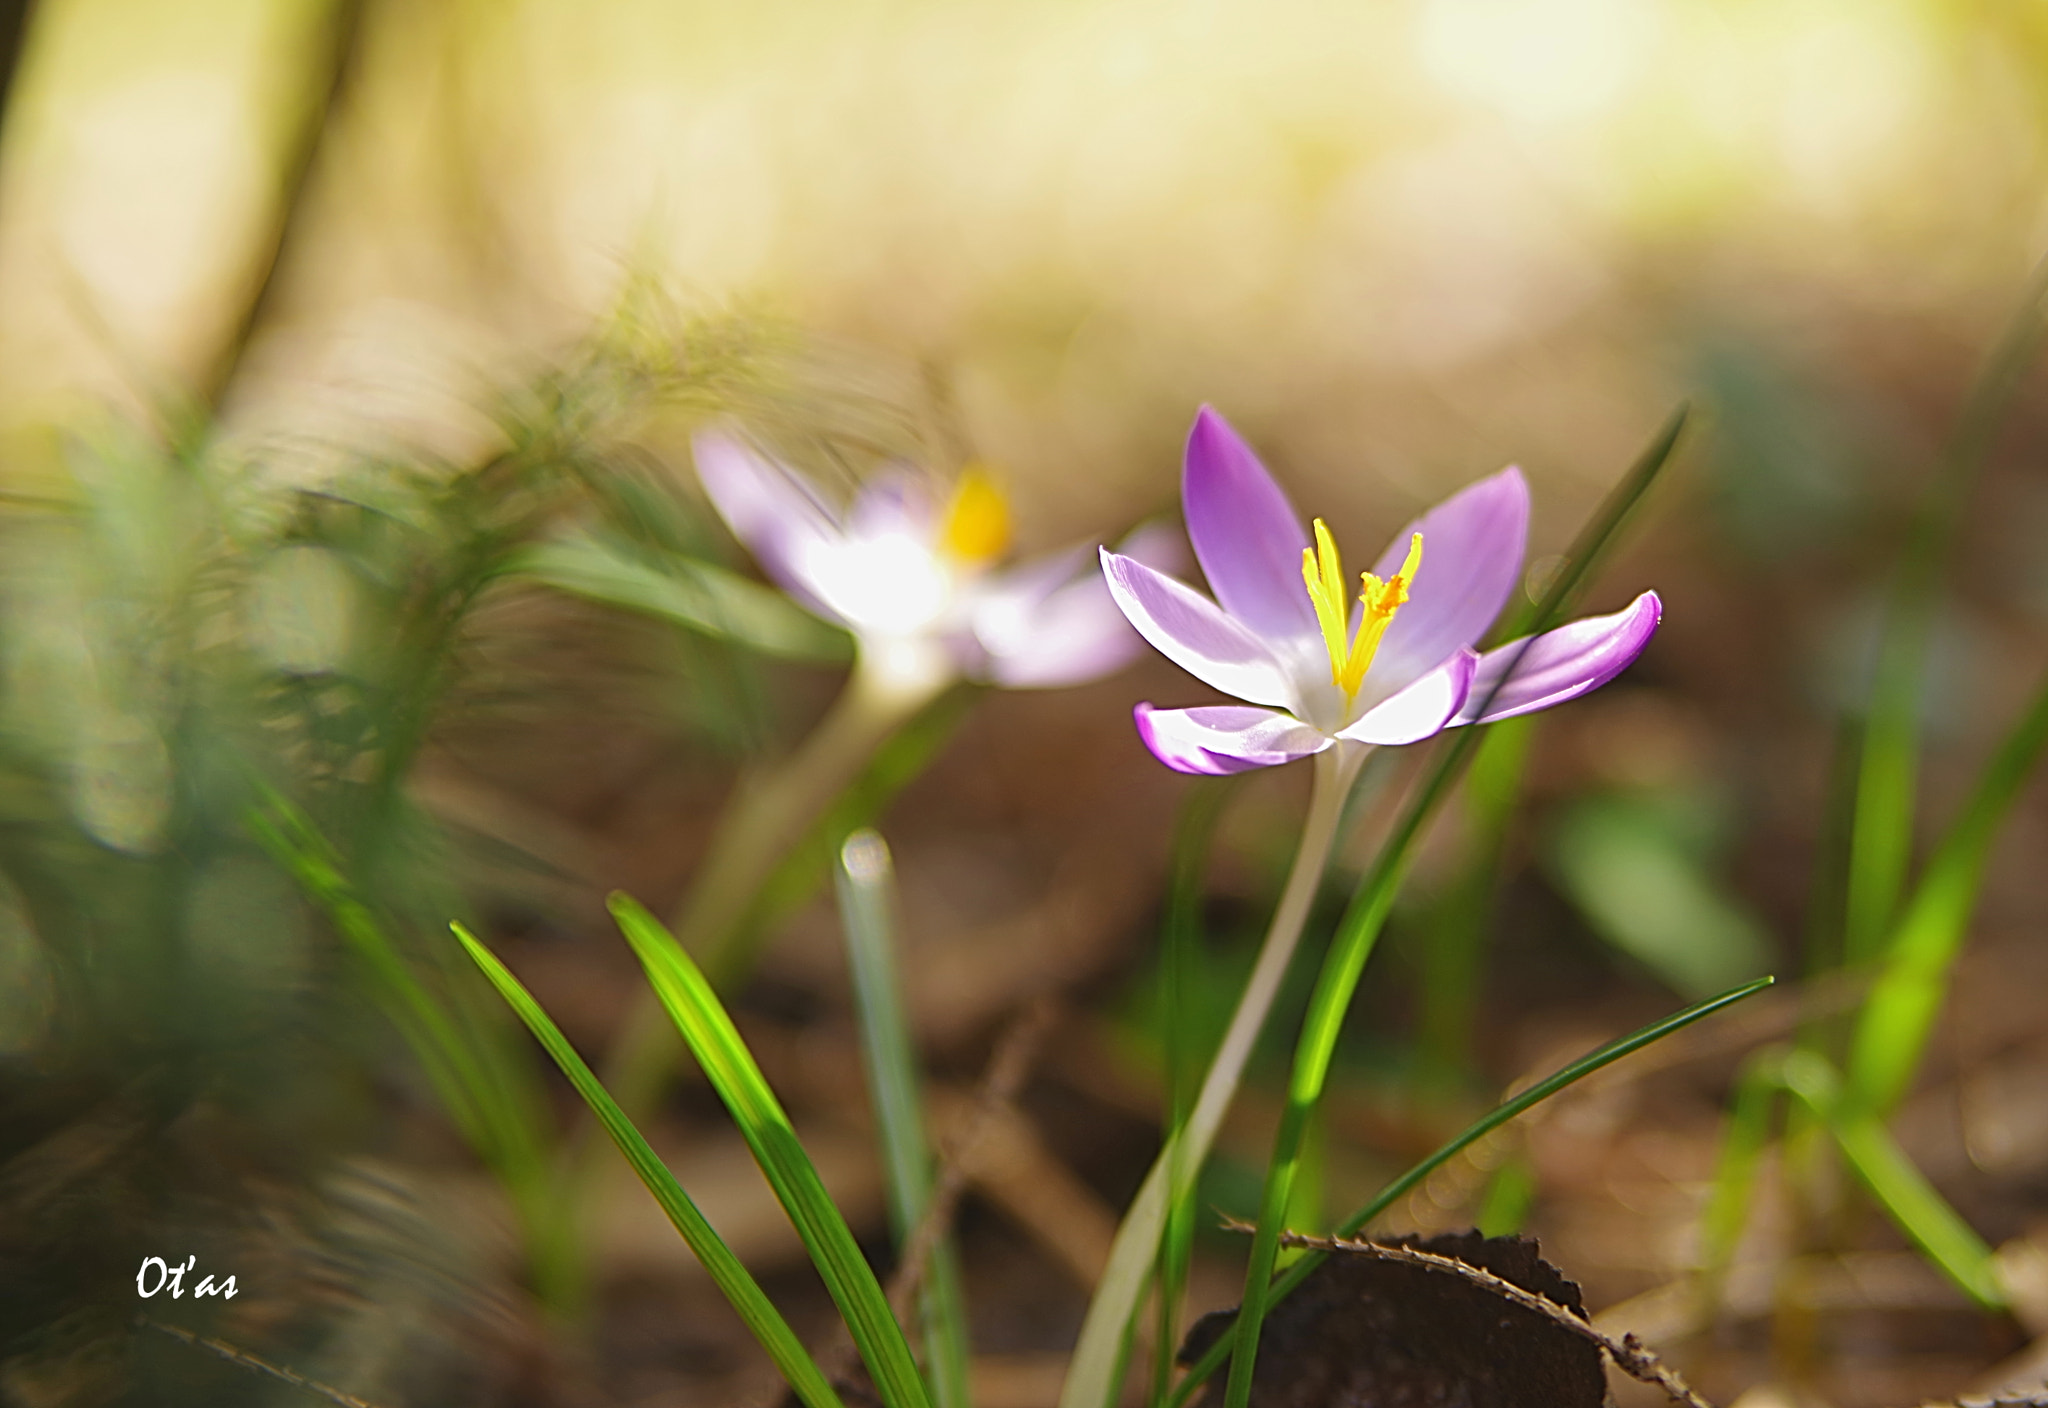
136 1256 237 1299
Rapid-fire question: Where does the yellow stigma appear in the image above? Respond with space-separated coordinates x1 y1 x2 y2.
938 464 1012 565
1300 523 1422 699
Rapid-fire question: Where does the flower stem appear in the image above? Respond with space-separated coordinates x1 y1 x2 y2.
1058 743 1365 1408
553 644 957 1330
599 646 950 1124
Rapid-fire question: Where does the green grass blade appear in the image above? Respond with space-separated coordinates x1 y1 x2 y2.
1168 976 1774 1408
1216 407 1692 1408
1778 1051 2006 1310
515 534 853 663
1845 664 2048 1114
1693 1046 1786 1325
594 679 970 1155
1844 253 2048 965
608 893 934 1408
1834 1112 2006 1310
1076 408 1691 1408
1151 777 1241 1408
1512 404 1689 635
1059 746 1362 1408
837 831 971 1408
450 924 847 1408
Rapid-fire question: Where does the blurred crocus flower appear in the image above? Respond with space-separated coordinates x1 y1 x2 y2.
1100 407 1661 774
695 433 1166 696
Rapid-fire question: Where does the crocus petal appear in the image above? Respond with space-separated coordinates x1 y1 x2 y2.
980 580 1140 687
1100 548 1298 709
1181 406 1318 643
797 534 954 636
970 525 1184 688
1455 591 1662 725
1365 467 1529 692
849 469 939 539
1134 703 1331 775
1338 648 1477 745
1112 519 1194 579
693 434 841 614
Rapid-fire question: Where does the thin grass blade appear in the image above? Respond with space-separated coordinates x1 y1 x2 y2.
1218 407 1692 1408
1168 975 1774 1408
609 893 934 1408
1845 253 2048 964
1778 1051 2006 1309
451 924 847 1408
1845 664 2048 1114
1692 1046 1787 1326
1151 777 1241 1407
838 831 972 1408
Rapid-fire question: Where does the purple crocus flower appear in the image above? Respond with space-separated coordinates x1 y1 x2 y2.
695 432 1167 692
1100 407 1662 775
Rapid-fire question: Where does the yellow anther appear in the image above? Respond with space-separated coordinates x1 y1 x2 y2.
1302 519 1353 689
1300 524 1422 700
939 464 1012 565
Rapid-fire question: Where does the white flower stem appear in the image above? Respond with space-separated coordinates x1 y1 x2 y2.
597 641 950 1125
1058 742 1366 1408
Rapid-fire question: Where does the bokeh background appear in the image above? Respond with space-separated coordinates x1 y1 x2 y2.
6 2 2048 1406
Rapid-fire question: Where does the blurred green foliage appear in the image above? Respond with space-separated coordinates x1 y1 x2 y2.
1544 787 1773 1000
0 299 812 1393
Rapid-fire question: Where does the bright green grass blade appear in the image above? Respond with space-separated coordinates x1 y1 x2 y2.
1777 1051 2006 1310
1151 777 1241 1408
1168 976 1773 1408
1278 1107 1326 1268
568 683 976 1269
609 893 934 1408
1832 1112 2006 1310
1693 1046 1787 1325
837 831 971 1408
515 534 853 663
1844 664 2048 1115
1217 407 1692 1408
1844 253 2048 965
450 923 847 1408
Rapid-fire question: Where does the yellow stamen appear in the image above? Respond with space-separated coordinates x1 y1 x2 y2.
1300 523 1423 700
938 464 1012 565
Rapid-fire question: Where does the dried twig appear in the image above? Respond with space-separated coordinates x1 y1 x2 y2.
1221 1221 1717 1408
885 994 1059 1319
1913 1392 2048 1408
139 1316 387 1408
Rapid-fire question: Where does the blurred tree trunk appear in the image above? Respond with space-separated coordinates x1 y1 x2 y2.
198 0 370 412
0 0 35 151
